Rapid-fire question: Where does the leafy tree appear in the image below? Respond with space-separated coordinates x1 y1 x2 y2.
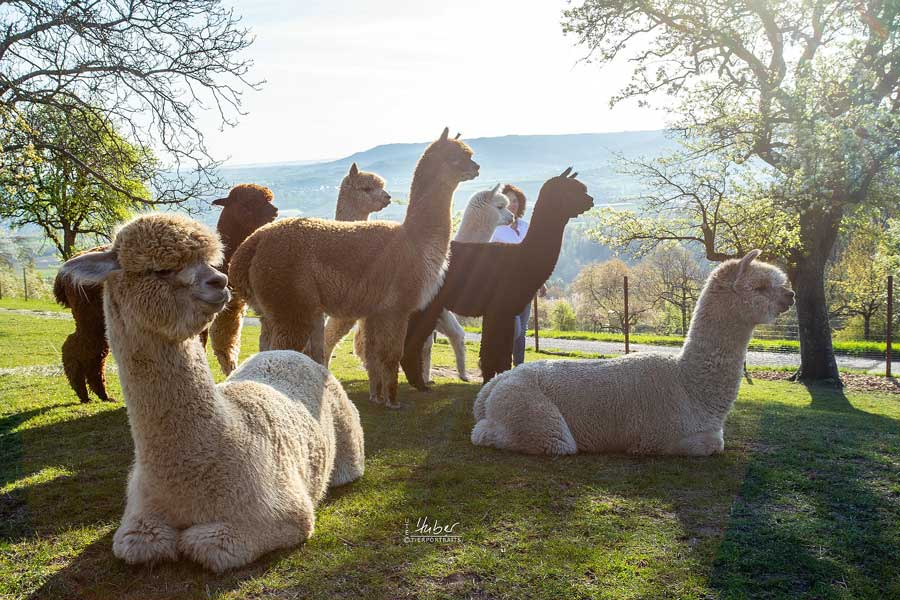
571 259 653 332
827 222 887 340
564 0 900 383
640 243 706 335
549 299 578 331
0 105 153 259
0 0 260 201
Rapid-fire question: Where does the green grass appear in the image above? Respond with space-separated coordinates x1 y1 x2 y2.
0 297 65 312
1 313 899 598
464 326 893 357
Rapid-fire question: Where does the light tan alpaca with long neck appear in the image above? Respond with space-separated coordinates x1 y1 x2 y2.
229 127 480 408
472 250 795 456
322 162 392 366
59 214 365 572
355 185 514 382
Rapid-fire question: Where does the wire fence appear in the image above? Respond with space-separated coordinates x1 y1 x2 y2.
530 275 898 375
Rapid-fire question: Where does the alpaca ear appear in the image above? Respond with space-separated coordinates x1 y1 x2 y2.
439 127 449 141
211 197 229 207
59 249 121 286
560 167 572 177
349 162 359 177
735 249 762 282
569 171 578 179
490 183 501 195
454 132 461 140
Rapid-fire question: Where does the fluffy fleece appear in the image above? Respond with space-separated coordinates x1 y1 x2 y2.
322 162 392 366
54 184 277 401
400 169 592 387
59 213 364 572
471 250 795 456
228 127 479 408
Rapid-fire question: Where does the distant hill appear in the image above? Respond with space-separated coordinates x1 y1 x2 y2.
217 130 676 221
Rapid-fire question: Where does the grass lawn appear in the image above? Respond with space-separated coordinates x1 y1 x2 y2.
1 313 899 599
0 298 65 313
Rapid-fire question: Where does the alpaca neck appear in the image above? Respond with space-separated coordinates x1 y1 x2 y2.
677 297 755 419
106 311 223 465
519 207 568 282
335 187 373 221
217 216 249 269
455 211 496 243
402 164 455 246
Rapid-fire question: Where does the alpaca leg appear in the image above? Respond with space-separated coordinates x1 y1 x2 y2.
265 312 314 355
670 429 725 456
323 317 357 367
363 314 407 409
61 333 91 403
306 312 326 364
178 504 313 573
85 342 114 402
438 310 469 382
259 318 272 351
479 313 515 384
210 295 245 374
421 333 435 385
112 512 179 565
471 379 577 456
328 381 366 487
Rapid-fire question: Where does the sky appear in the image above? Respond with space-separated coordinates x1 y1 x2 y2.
202 0 668 165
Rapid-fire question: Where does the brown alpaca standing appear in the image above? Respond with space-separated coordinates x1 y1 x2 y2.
228 127 479 408
322 162 392 366
400 169 593 386
54 184 277 402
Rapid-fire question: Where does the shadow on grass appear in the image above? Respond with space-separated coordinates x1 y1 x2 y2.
710 384 900 599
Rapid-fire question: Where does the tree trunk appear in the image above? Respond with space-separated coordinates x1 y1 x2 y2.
863 315 871 341
62 228 77 260
790 205 842 384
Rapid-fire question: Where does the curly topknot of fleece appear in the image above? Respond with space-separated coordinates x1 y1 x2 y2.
112 213 223 273
227 183 274 203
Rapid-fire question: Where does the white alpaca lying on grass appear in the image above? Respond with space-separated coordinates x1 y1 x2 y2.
472 250 794 456
60 213 365 573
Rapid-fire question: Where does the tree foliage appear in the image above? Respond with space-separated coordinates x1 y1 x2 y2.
0 104 153 258
564 0 900 381
0 0 260 201
571 258 653 332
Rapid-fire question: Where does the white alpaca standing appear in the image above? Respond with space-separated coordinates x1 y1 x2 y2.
59 213 365 573
420 184 514 382
472 250 794 456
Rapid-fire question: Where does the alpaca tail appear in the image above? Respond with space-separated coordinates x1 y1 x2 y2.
53 273 71 308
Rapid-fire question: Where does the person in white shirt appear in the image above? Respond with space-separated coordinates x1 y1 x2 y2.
489 184 545 366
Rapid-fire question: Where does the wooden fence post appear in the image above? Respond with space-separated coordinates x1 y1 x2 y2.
22 267 27 301
624 275 630 354
888 274 893 378
533 294 540 353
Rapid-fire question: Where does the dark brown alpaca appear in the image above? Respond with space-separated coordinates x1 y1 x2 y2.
400 168 593 387
54 184 277 402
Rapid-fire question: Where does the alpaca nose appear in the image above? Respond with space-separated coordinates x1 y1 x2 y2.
206 271 228 290
385 192 391 200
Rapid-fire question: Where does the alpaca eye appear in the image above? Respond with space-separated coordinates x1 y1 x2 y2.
154 269 174 277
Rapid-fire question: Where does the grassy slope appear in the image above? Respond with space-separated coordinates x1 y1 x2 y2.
0 313 898 599
0 298 66 312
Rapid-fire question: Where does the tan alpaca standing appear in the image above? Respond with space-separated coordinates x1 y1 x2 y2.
59 213 365 572
229 127 479 408
322 162 393 365
472 251 795 456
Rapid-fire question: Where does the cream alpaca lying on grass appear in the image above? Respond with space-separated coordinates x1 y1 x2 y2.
472 250 794 456
59 213 365 573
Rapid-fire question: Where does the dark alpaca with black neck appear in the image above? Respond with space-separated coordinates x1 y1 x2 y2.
401 168 593 386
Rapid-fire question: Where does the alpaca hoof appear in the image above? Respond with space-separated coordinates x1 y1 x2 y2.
100 395 117 403
112 519 178 565
426 379 435 385
178 522 254 573
368 394 383 405
385 399 402 410
459 374 470 382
